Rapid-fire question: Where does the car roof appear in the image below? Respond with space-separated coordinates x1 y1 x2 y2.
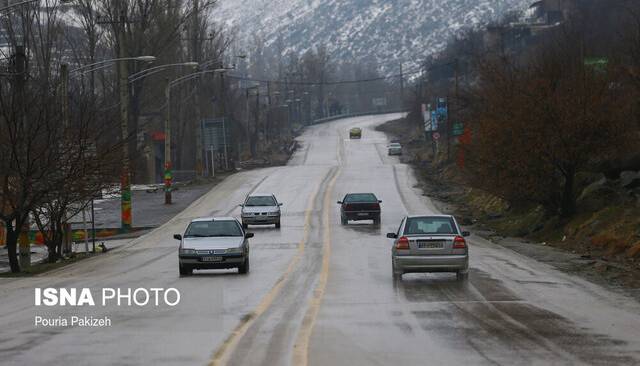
405 214 455 219
345 192 377 196
247 193 275 197
191 217 238 222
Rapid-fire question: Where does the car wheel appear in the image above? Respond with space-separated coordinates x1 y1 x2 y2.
242 222 248 229
392 260 402 280
275 221 281 229
179 264 192 276
238 256 250 274
373 215 381 225
456 270 469 281
341 216 348 225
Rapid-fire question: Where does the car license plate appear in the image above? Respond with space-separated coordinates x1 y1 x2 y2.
357 213 368 217
201 256 223 262
418 241 444 249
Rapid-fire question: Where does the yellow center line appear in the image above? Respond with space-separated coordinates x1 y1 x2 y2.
208 177 322 366
292 138 342 366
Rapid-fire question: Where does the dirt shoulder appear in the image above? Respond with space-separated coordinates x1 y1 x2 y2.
377 118 640 301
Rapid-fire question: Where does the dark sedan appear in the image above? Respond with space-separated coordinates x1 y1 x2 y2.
338 193 382 225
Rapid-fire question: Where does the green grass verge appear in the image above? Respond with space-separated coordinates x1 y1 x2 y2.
0 252 95 277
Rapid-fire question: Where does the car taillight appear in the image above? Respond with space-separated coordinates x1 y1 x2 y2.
344 204 353 210
371 203 380 210
453 236 467 249
396 236 410 250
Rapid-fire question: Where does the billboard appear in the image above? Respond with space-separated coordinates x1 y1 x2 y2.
201 117 231 152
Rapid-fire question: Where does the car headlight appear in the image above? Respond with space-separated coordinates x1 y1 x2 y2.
179 248 196 255
268 211 279 216
242 212 253 217
226 247 243 254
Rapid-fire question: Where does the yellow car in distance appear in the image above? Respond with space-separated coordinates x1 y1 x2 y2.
349 127 362 139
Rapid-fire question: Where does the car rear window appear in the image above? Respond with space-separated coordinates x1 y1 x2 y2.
185 220 242 237
403 217 457 235
344 193 378 203
389 143 401 148
245 196 276 206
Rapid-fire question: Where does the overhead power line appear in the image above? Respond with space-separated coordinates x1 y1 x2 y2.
222 68 424 86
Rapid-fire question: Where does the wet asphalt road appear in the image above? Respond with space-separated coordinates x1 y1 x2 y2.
1 114 640 366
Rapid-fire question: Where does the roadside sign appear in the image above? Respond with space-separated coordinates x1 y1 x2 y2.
422 104 431 131
202 117 230 153
452 122 464 136
585 57 608 73
431 111 438 130
372 97 387 107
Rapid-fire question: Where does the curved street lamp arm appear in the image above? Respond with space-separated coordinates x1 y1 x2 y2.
129 68 168 83
70 57 153 74
128 62 197 83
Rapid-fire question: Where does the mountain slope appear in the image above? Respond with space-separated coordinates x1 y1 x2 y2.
212 0 530 73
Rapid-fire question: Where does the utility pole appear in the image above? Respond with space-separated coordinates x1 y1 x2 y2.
192 0 203 177
255 87 260 154
245 87 250 158
164 78 172 204
14 45 30 270
61 63 69 129
447 59 459 161
399 62 404 109
117 5 132 230
265 81 271 144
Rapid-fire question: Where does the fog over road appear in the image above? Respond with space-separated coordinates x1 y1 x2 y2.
1 114 640 366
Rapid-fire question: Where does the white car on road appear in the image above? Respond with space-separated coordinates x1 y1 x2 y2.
240 193 283 229
175 217 253 276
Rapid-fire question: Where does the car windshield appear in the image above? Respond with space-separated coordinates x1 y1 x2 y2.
245 196 276 206
184 220 242 237
403 217 457 235
344 193 378 203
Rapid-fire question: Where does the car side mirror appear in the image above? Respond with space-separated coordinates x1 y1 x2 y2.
337 201 342 204
278 203 283 206
245 233 254 239
378 200 382 203
386 233 398 239
238 204 244 207
462 231 470 237
173 234 182 241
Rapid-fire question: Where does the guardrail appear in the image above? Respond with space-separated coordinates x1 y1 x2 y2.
311 109 407 125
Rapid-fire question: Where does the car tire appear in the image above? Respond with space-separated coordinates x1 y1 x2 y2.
456 270 469 281
179 264 192 276
373 215 381 225
275 221 281 229
341 216 348 225
242 222 248 229
238 256 250 274
392 260 402 280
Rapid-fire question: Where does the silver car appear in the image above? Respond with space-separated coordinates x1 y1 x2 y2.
240 193 282 229
388 142 402 155
387 215 470 280
174 217 253 276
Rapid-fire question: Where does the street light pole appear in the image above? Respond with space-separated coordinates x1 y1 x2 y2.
164 77 172 204
164 68 231 203
117 8 132 230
